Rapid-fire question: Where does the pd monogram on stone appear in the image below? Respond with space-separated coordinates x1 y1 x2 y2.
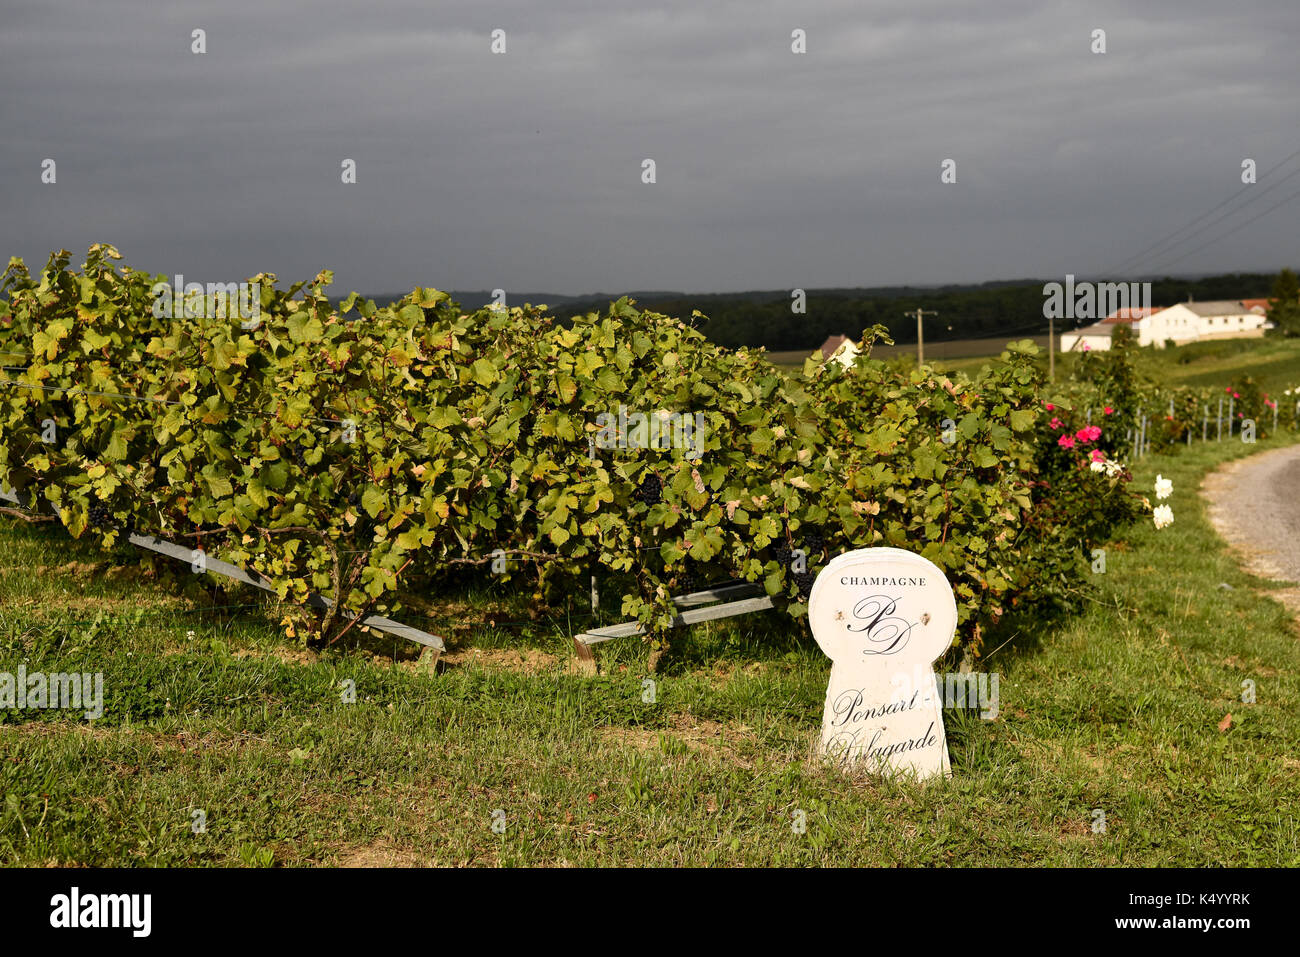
808 548 958 780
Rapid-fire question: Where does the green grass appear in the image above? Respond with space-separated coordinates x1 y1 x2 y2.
1142 337 1300 395
765 335 1052 375
2 434 1298 866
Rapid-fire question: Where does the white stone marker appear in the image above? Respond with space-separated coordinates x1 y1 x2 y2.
808 547 957 781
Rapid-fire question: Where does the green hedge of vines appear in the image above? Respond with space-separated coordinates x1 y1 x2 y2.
0 247 1145 657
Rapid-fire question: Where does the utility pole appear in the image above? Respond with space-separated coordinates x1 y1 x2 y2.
1048 315 1055 381
906 308 939 365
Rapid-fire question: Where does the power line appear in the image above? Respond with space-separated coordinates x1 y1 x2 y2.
1115 162 1300 276
1137 182 1300 274
1102 143 1300 276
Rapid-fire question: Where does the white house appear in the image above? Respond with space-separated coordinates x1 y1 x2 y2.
819 333 860 368
1060 307 1165 352
1134 305 1197 345
1060 300 1271 352
1155 299 1271 342
1058 321 1115 352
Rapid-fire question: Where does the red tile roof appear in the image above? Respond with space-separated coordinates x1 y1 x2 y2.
1101 306 1164 324
820 334 850 360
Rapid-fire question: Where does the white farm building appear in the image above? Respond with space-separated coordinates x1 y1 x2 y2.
1059 299 1272 352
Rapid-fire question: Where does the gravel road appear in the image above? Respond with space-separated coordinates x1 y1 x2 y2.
1202 442 1300 613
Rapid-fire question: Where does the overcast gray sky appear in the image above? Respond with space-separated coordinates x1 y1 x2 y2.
2 0 1298 296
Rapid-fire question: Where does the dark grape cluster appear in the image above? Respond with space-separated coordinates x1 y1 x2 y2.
794 571 816 601
634 473 662 506
346 492 373 540
774 545 793 570
675 570 697 595
801 527 825 556
87 501 114 531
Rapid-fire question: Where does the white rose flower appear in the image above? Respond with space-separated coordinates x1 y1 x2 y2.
1154 474 1173 500
1153 504 1174 529
1090 461 1106 473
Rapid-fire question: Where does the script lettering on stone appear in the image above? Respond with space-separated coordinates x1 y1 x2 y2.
808 547 957 780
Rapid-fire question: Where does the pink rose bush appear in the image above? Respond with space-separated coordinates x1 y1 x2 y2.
1032 397 1149 567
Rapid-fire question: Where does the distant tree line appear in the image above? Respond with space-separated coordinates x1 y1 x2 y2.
1268 268 1300 338
556 273 1279 352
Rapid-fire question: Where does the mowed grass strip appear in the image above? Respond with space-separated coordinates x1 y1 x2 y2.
1 434 1298 866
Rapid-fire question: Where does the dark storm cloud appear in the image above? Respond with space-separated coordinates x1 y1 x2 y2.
1 0 1298 296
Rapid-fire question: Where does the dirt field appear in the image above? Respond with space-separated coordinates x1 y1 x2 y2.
766 335 1053 370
